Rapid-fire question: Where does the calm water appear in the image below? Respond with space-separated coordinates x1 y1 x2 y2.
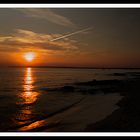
0 67 139 131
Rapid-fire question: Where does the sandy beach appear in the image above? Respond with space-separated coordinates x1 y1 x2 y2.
17 93 122 132
84 72 140 132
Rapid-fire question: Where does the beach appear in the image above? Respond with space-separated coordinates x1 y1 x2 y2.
17 71 140 132
85 74 140 132
0 68 140 132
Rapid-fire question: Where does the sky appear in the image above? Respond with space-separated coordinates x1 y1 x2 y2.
0 8 140 68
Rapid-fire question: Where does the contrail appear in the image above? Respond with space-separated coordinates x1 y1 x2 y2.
50 27 93 42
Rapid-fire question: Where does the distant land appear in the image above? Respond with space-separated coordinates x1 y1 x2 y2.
7 65 140 69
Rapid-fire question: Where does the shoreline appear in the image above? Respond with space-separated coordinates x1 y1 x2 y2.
40 72 140 132
15 93 122 132
6 71 140 132
84 77 140 131
14 78 126 132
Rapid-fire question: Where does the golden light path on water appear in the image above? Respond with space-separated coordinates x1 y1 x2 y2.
22 68 39 105
16 68 44 130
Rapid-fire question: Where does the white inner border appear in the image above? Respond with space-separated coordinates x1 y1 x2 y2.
0 4 139 136
0 4 140 8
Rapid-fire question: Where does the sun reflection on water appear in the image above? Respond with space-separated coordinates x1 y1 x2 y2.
15 68 41 127
20 68 39 105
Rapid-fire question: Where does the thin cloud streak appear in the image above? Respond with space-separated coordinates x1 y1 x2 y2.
50 27 93 42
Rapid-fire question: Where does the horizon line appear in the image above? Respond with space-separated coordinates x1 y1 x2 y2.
4 65 140 69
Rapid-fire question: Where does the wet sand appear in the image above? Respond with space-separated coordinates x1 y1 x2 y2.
84 73 140 132
44 93 122 132
12 79 124 132
16 93 122 132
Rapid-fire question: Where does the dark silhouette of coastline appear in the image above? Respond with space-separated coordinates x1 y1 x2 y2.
8 65 140 70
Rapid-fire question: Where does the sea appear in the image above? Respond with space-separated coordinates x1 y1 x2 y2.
0 67 139 132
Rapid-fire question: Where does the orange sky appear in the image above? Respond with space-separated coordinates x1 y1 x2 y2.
0 8 140 68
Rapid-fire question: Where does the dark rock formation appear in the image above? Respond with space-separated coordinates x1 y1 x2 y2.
60 86 75 92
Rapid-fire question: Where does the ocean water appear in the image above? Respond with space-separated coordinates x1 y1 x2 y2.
0 67 139 131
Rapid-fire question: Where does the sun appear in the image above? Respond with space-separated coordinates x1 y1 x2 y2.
24 52 35 62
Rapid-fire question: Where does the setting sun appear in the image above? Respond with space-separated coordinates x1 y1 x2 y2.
24 52 35 62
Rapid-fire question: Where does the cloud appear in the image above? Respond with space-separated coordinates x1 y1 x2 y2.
17 9 75 28
51 27 93 41
0 29 79 53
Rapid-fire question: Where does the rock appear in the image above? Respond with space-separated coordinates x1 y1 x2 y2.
87 88 98 94
60 86 75 92
75 79 97 86
75 79 122 86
